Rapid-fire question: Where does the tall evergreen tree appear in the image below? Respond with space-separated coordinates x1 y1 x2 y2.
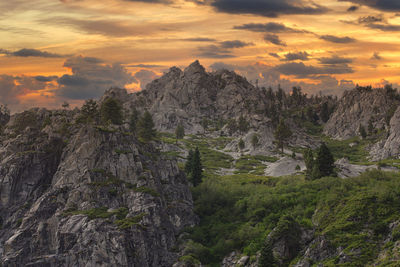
191 148 203 187
100 98 123 125
80 99 99 123
259 240 276 267
129 108 140 132
274 119 292 153
185 149 194 175
137 111 156 142
238 138 245 151
315 143 335 178
320 102 330 123
359 124 367 139
175 123 185 142
303 148 314 180
251 134 259 150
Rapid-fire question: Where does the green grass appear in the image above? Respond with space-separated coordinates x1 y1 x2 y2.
322 136 370 163
184 170 400 266
233 155 277 175
115 213 146 229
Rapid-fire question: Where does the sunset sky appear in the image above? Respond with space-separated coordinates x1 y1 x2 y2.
1 0 400 111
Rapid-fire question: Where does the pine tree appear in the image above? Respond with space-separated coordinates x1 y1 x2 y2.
129 108 140 132
79 99 99 123
191 147 203 187
185 150 194 175
259 240 276 267
303 148 314 180
137 111 157 142
175 123 185 142
251 134 259 150
100 97 123 125
274 119 292 153
359 124 367 139
368 118 374 135
315 143 335 178
238 138 245 150
320 102 330 123
238 116 249 133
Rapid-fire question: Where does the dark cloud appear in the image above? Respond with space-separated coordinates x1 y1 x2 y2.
273 62 354 78
134 69 160 89
319 35 356 43
318 55 353 65
339 0 400 12
181 37 217 42
344 14 400 31
0 48 64 58
207 0 328 17
128 64 164 68
197 45 236 58
233 22 305 33
34 75 58 82
219 40 253 48
281 51 309 61
371 52 382 60
123 0 172 3
264 34 287 46
269 52 280 58
57 56 137 99
347 5 359 12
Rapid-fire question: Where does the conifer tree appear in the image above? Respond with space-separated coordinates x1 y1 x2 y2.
303 148 314 180
175 123 185 142
274 119 292 153
79 99 99 123
238 138 245 150
100 98 123 125
191 147 203 187
137 110 156 142
185 149 194 175
320 102 330 123
129 108 140 132
359 124 367 139
315 143 335 178
259 240 276 267
251 134 259 150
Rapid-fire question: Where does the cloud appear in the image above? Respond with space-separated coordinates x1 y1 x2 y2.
233 22 305 33
34 75 58 82
0 48 64 58
57 56 137 99
219 40 253 48
319 35 356 43
197 40 252 58
264 34 287 46
124 0 172 3
344 14 400 31
269 52 280 58
347 5 359 12
273 62 354 78
318 55 353 65
181 37 217 42
371 52 382 60
207 0 328 17
281 51 310 61
134 69 160 89
209 61 355 96
128 64 164 68
339 0 400 12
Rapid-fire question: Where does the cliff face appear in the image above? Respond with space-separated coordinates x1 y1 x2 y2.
323 87 398 140
370 106 400 160
126 60 268 134
0 109 196 266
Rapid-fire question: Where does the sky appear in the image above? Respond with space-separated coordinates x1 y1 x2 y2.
1 0 400 111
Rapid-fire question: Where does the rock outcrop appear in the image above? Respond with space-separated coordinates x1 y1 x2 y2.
324 87 399 140
125 60 269 134
0 108 196 266
370 106 400 160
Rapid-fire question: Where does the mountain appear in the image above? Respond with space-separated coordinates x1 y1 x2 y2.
0 108 196 266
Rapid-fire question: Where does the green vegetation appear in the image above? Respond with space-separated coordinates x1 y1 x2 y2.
274 119 292 152
185 148 203 186
137 110 157 142
175 123 185 141
115 213 146 229
100 97 123 125
184 170 400 266
234 155 277 175
77 99 98 124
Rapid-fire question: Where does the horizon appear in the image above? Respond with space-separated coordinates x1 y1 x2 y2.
1 0 400 111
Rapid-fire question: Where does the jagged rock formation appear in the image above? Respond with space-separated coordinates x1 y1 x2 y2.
370 106 400 160
124 60 269 134
324 86 399 140
0 108 196 266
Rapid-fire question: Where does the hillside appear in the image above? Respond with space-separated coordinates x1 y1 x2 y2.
0 61 400 266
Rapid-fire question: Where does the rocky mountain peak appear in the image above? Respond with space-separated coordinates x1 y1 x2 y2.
184 60 206 75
